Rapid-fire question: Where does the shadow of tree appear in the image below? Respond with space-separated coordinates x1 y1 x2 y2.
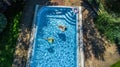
115 37 120 54
82 1 106 61
12 0 60 67
4 0 25 17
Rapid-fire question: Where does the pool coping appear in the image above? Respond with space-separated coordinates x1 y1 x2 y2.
26 5 84 67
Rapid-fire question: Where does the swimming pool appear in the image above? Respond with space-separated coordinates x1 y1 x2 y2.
29 6 80 67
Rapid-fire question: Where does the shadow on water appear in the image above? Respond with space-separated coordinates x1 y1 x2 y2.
82 0 106 61
47 46 55 53
58 33 66 41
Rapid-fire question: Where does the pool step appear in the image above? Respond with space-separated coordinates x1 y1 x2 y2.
64 11 77 25
46 15 64 18
65 12 76 22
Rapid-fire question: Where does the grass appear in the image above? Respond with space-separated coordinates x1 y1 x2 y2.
111 61 120 67
0 12 22 67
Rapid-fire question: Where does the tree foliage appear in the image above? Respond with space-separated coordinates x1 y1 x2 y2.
0 13 7 33
86 0 120 43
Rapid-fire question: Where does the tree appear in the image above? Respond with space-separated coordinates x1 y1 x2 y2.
0 13 7 33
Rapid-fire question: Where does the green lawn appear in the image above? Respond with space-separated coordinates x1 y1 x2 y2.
111 61 120 67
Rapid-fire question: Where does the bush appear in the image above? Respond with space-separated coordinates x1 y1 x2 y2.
0 12 21 67
105 0 120 14
94 0 120 43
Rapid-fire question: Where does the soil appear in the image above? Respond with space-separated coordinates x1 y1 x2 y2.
12 0 120 67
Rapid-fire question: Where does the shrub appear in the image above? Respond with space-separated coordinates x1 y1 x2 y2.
94 0 120 43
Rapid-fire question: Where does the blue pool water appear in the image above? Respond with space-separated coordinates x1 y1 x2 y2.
30 6 78 67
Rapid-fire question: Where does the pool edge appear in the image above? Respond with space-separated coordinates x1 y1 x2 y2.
26 5 39 67
78 7 84 67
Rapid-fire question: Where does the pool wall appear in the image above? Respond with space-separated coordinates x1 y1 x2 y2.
26 5 83 67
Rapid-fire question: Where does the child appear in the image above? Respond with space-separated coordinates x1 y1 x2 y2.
58 25 67 32
45 37 54 44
